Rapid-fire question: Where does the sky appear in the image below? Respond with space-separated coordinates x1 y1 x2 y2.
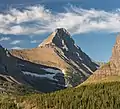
0 0 120 62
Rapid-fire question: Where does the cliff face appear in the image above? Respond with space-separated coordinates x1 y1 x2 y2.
11 28 98 87
84 35 120 84
111 36 120 69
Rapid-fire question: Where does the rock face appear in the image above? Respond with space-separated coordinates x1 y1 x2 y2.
111 36 120 68
0 46 25 84
11 28 98 87
84 35 120 84
0 45 65 93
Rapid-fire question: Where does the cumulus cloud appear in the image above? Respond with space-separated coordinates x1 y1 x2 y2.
1 5 120 35
10 40 21 45
0 37 10 41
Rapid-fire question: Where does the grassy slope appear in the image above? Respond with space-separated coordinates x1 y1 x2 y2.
1 81 120 109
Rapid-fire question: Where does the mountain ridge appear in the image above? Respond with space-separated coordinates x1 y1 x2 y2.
11 28 98 87
0 44 66 93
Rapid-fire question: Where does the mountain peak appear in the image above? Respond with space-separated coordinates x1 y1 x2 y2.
38 28 72 47
11 28 98 87
55 28 70 36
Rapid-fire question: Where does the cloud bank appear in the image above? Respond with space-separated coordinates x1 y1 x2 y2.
0 5 120 35
0 37 10 41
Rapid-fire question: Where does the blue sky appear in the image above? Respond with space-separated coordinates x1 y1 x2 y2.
0 0 120 62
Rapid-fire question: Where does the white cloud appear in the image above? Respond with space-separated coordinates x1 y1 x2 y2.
0 37 10 41
1 5 120 35
30 40 38 43
11 46 23 50
0 5 52 35
10 40 21 45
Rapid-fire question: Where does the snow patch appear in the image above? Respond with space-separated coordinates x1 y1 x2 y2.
22 71 58 81
76 52 79 57
5 50 10 57
79 57 82 60
41 68 63 74
82 63 93 73
76 52 82 60
18 64 25 67
75 45 80 49
62 40 68 51
62 69 66 74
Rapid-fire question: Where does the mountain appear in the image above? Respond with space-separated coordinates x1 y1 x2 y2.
11 28 98 87
1 29 119 109
0 45 33 95
0 45 66 93
84 34 120 84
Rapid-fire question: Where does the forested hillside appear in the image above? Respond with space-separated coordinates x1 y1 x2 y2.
1 81 120 109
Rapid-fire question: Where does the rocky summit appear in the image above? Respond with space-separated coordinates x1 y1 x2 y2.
11 28 98 88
